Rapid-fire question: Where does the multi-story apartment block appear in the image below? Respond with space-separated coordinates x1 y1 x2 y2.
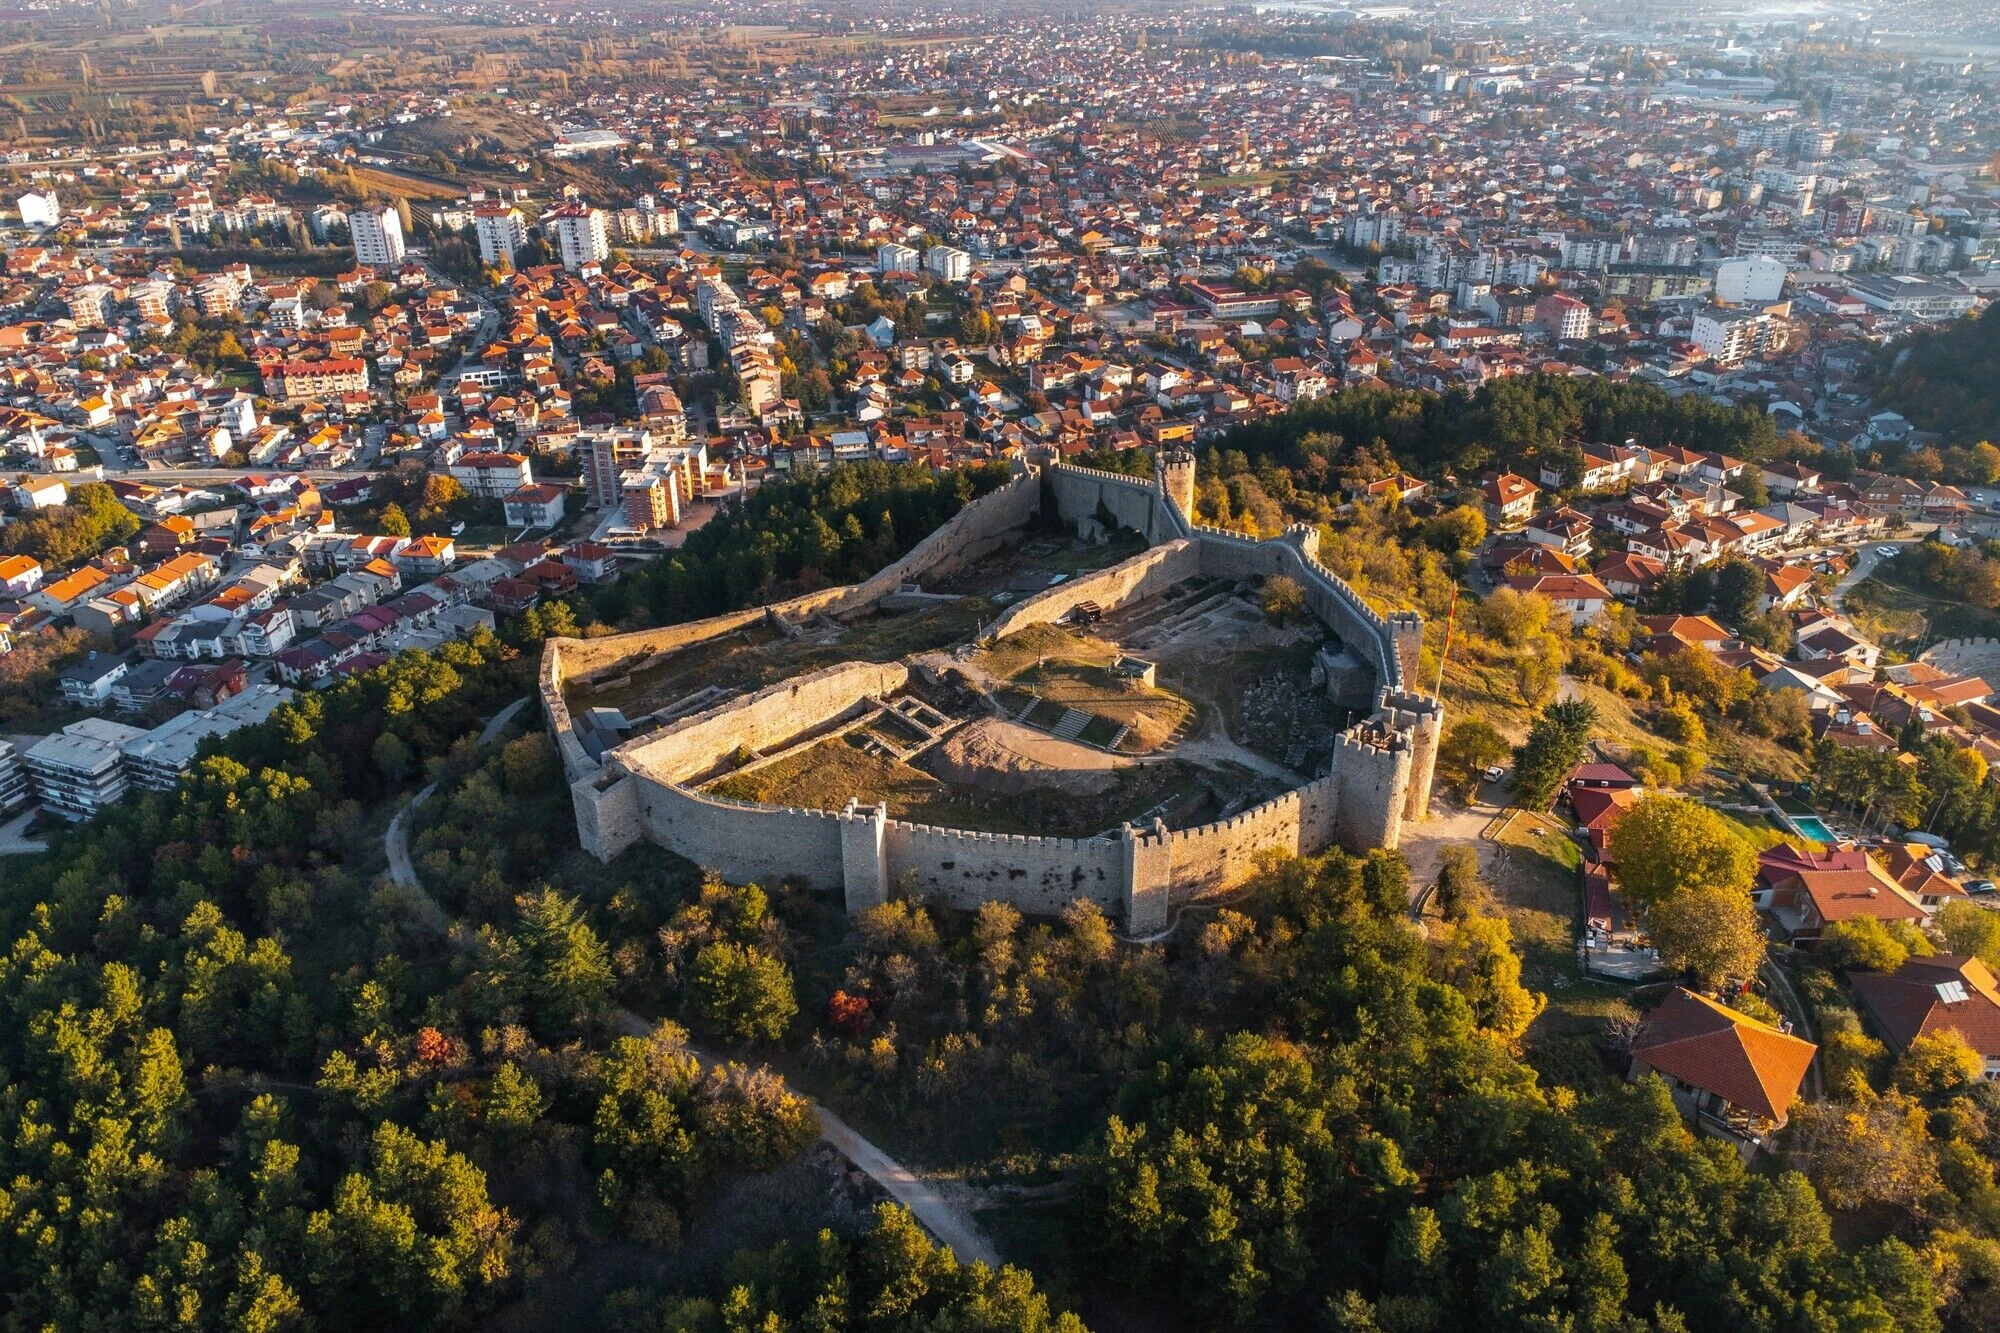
263 358 369 403
24 718 146 820
546 204 609 271
350 204 407 268
0 738 28 813
473 204 528 267
926 245 972 282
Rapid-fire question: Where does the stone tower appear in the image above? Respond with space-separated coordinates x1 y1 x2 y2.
1159 446 1196 522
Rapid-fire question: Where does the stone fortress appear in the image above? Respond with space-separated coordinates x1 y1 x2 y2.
539 452 1442 933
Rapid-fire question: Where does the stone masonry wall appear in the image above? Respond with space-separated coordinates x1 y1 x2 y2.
1046 462 1184 545
640 784 848 888
981 539 1201 641
614 660 911 785
541 467 1041 781
882 820 1130 916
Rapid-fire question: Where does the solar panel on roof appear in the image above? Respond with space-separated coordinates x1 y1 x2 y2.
1936 981 1969 1004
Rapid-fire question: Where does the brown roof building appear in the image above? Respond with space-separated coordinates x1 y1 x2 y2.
1851 955 2000 1080
1629 987 1818 1151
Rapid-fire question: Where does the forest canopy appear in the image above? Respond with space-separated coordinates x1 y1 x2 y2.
1872 304 2000 445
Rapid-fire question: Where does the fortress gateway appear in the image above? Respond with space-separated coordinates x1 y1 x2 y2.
539 454 1442 932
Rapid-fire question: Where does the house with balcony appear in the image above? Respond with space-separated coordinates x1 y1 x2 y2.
1628 987 1817 1155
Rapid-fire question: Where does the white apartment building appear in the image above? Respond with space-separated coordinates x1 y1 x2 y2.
1344 208 1405 249
878 242 920 274
926 245 972 282
473 204 528 267
1849 274 1980 322
17 190 58 228
350 204 407 268
25 718 145 820
1714 255 1788 305
547 204 609 271
0 739 28 813
1691 305 1778 365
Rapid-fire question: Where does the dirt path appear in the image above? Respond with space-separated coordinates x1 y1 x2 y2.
1173 698 1307 786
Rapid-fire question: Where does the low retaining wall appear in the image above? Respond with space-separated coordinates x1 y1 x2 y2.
618 659 911 785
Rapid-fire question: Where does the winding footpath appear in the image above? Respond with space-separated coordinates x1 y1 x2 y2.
383 697 1002 1270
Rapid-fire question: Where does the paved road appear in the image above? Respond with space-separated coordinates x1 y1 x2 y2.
0 807 49 856
383 697 530 894
1832 538 1920 611
383 697 1002 1268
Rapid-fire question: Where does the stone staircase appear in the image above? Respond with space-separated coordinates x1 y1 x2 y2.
1053 708 1091 741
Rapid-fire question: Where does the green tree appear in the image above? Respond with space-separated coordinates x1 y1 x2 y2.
302 1122 515 1327
1647 880 1766 988
514 888 614 1031
1510 697 1597 809
1937 899 2000 968
1261 574 1306 625
379 503 412 538
688 940 798 1044
1437 718 1510 801
1605 796 1755 909
1434 844 1487 921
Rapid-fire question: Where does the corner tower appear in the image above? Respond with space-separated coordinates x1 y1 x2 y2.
1158 446 1196 524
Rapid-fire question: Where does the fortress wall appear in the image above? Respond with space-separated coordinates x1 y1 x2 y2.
983 539 1201 641
614 659 910 785
1047 462 1178 544
637 783 848 888
882 819 1129 916
1334 727 1414 852
1165 787 1309 899
573 765 644 861
778 466 1044 621
559 459 1444 906
540 637 596 781
539 468 1042 778
1186 524 1404 695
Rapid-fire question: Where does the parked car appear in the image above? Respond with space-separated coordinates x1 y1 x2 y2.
1966 880 1997 897
1484 765 1507 782
1876 544 1901 558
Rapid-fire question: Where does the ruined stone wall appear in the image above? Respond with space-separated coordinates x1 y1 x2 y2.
541 467 1042 781
614 660 911 786
1047 462 1184 544
982 539 1201 641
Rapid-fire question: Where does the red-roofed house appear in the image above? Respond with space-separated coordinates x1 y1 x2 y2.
1851 955 2000 1081
1629 987 1817 1151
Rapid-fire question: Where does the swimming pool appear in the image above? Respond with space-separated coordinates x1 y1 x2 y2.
1791 817 1835 844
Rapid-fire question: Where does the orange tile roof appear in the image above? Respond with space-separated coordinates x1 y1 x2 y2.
1631 988 1817 1121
